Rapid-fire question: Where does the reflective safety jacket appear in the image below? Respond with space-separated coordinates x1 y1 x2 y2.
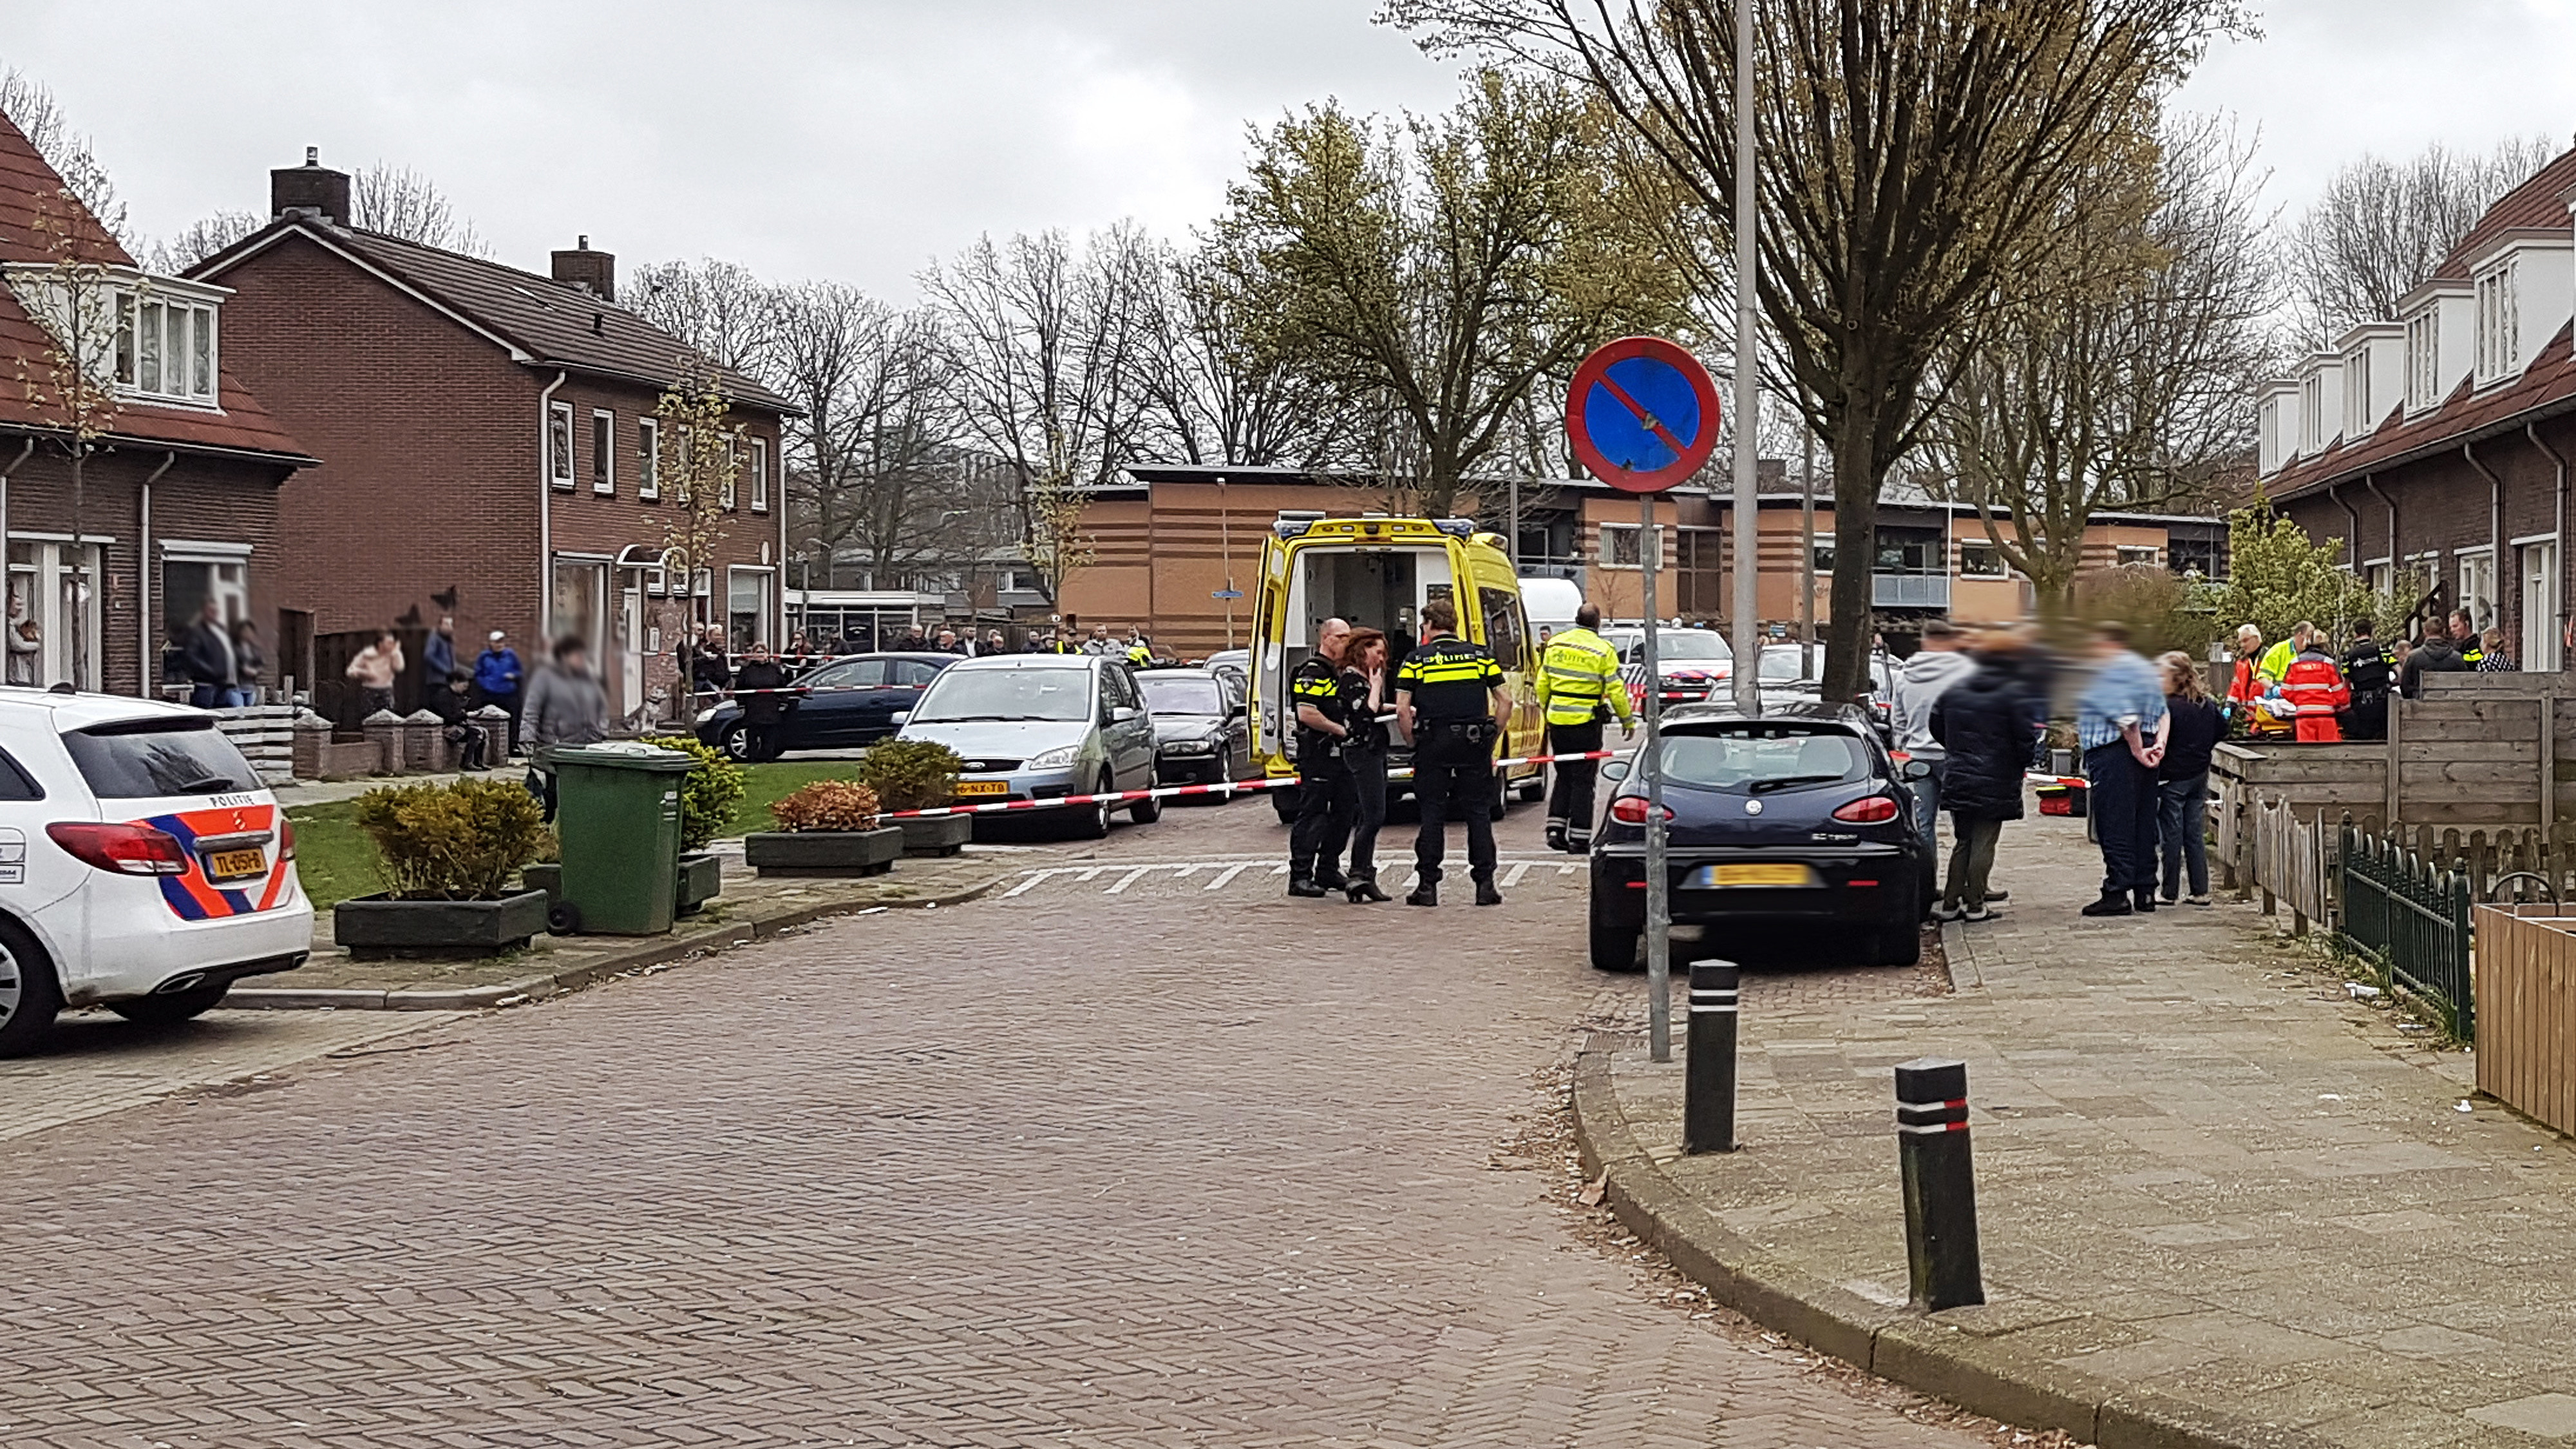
2231 654 2290 736
2278 650 2351 743
1535 626 1634 729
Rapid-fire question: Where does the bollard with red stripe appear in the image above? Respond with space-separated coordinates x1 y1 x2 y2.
1894 1057 1984 1310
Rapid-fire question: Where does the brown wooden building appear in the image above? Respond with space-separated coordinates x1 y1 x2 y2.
0 110 316 697
189 152 793 724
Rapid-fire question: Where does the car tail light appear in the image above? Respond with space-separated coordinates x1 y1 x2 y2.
1832 796 1902 824
48 821 190 875
281 815 298 861
1609 797 1672 824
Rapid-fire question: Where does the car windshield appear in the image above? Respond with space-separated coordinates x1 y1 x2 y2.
64 719 261 799
912 667 1093 723
1139 676 1226 715
1645 632 1729 662
1656 726 1868 794
1757 650 1815 683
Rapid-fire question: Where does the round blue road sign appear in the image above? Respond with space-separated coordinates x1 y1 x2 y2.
1566 337 1721 494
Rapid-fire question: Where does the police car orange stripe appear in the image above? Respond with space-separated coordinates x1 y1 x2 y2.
140 803 281 922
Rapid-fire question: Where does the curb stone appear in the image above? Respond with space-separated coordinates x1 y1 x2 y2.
1569 1050 2336 1449
230 872 1010 1012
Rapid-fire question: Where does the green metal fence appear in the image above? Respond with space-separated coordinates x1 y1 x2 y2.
2338 826 2475 1034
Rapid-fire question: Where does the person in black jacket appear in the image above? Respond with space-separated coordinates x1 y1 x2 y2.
1929 646 2040 922
732 641 793 762
430 670 489 772
2154 651 2224 905
2340 621 2395 741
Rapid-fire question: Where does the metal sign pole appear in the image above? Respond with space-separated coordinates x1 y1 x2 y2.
1728 0 1761 716
1642 490 1672 1063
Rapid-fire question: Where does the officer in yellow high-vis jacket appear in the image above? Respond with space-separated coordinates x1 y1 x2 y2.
1534 603 1636 854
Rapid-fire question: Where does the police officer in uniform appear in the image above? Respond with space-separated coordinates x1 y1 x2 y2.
2341 619 2395 741
2451 609 2485 668
1396 598 1511 907
1535 601 1634 854
1287 617 1356 896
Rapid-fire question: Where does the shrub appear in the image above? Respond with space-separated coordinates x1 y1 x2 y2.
353 777 548 902
641 734 748 853
769 780 882 832
856 738 962 814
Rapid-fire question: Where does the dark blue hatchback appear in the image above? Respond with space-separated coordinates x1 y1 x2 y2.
1587 702 1931 971
694 652 961 761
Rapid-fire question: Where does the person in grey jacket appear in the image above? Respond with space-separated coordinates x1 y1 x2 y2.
1888 620 1978 849
522 636 609 820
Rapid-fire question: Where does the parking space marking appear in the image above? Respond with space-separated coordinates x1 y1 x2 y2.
1502 862 1531 887
1001 869 1057 899
1205 863 1250 891
1104 867 1154 895
1001 856 1585 902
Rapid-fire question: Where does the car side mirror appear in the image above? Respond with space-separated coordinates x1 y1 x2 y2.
891 711 910 728
1602 759 1631 782
1113 706 1141 723
1902 758 1932 781
1229 701 1248 717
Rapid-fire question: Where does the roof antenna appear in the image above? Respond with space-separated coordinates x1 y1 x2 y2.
305 146 318 167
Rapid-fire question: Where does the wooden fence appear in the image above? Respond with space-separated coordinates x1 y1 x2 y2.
212 705 299 787
2248 793 2333 933
2474 905 2576 1137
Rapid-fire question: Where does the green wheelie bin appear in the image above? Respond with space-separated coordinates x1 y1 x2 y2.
549 742 697 935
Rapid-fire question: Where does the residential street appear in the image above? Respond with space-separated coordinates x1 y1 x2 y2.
0 801 1987 1449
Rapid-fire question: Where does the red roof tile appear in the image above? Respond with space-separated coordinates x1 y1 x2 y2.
0 106 312 463
2271 322 2576 498
2429 146 2576 282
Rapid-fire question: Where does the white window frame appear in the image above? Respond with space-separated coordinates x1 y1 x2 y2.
2343 348 2372 439
1956 540 2008 579
2520 536 2561 671
549 401 576 490
591 409 615 495
721 434 739 511
2116 545 2161 568
2302 373 2325 450
2457 547 2497 632
2405 308 2439 412
750 437 770 513
117 292 220 404
637 417 659 501
2476 260 2519 386
1598 523 1641 569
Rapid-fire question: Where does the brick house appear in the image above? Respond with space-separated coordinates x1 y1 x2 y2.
0 110 316 698
2259 146 2576 672
190 153 792 724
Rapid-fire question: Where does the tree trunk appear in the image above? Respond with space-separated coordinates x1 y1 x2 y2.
68 443 86 692
1821 402 1884 703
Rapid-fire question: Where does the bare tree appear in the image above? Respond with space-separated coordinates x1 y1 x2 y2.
1926 113 2275 626
630 258 773 373
0 68 128 244
1216 68 1680 516
144 210 263 274
921 226 1160 603
2282 135 2557 346
653 355 745 712
1132 233 1360 470
348 164 489 255
1381 0 2251 701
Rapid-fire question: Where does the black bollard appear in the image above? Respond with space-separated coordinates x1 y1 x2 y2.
1683 960 1739 1154
1894 1057 1984 1311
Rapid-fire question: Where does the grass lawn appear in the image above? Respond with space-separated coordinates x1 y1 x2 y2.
284 759 873 914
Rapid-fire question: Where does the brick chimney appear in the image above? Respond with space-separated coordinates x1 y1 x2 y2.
551 236 615 302
270 147 350 224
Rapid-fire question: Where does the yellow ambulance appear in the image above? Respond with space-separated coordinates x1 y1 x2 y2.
1247 513 1546 823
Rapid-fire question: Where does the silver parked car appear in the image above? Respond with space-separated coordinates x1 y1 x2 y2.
894 655 1161 837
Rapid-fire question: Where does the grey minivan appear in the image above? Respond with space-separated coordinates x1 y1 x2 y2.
894 655 1161 837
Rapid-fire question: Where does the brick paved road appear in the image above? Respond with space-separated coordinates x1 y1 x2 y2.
0 797 1985 1448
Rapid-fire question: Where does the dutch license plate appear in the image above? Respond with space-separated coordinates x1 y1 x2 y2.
954 781 1009 797
1689 863 1814 888
205 848 267 882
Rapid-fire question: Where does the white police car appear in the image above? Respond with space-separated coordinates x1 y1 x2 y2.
0 690 311 1056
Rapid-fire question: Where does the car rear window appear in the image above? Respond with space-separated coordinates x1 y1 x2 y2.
63 718 260 799
1658 726 1868 793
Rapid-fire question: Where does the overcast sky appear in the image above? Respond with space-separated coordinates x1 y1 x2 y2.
8 0 2576 302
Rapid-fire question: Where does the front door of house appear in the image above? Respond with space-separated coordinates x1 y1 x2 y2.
619 585 646 723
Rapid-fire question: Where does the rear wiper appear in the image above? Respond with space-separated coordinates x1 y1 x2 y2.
1748 774 1846 795
175 773 240 793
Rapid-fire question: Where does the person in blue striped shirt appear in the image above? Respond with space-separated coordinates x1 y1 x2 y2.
2076 621 2169 917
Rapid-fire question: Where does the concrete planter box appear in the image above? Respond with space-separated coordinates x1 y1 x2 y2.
522 862 563 906
677 851 723 914
895 815 972 857
744 828 902 878
335 889 549 960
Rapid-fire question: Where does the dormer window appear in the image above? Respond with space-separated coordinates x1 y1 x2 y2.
2302 372 2325 450
2406 307 2439 411
2344 347 2373 439
2476 260 2518 384
115 292 219 402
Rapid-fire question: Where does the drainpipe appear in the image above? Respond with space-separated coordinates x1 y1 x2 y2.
138 451 174 699
2529 422 2569 668
537 371 567 645
2364 474 2401 620
2464 442 2504 633
0 437 32 571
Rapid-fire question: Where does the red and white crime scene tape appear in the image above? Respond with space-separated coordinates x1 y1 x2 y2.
873 749 1627 820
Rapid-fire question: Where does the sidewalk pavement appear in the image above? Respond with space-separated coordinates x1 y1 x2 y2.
1582 812 2576 1449
235 842 1043 1009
